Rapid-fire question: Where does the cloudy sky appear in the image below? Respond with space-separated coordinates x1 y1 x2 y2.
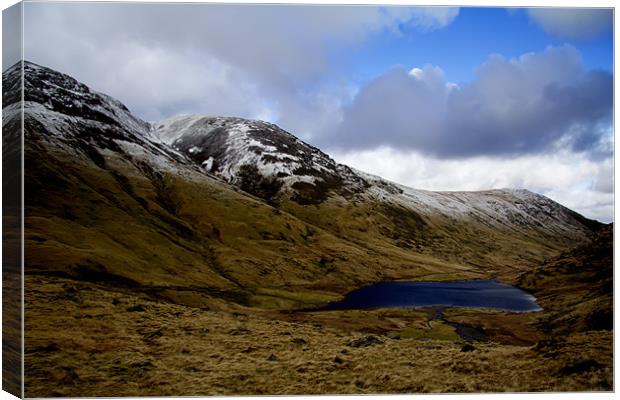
15 2 614 222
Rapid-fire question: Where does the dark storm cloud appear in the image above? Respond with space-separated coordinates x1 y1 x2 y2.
327 45 612 158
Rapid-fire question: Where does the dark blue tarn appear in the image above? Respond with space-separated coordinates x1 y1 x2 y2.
316 280 542 312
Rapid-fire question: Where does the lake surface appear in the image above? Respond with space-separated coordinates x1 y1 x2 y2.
317 280 541 312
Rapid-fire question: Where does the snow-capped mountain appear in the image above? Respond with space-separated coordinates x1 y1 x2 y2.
3 61 188 173
153 114 369 203
4 61 600 277
151 114 596 239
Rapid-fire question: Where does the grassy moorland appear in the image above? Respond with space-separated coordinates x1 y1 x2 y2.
24 272 611 396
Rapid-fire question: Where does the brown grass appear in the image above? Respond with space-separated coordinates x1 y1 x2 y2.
24 274 612 396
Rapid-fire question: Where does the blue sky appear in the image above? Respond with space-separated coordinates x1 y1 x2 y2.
18 3 615 221
338 7 613 86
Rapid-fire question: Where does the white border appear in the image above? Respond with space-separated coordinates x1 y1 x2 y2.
0 1 616 400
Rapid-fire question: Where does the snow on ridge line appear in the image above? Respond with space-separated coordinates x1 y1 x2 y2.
353 166 566 224
14 61 153 140
151 113 560 221
9 63 593 230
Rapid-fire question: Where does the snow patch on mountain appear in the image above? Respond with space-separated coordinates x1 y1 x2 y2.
7 61 192 175
152 115 369 201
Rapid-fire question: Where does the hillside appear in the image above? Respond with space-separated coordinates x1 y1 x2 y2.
518 223 613 335
2 61 611 395
4 61 601 306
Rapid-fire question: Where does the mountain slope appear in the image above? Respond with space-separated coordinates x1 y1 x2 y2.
151 109 600 279
153 113 597 239
3 62 187 171
9 61 612 397
5 61 602 308
154 114 369 204
517 223 612 335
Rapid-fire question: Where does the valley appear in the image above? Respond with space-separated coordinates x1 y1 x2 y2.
2 61 613 395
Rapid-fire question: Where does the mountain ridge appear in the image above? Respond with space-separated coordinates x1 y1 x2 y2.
8 61 602 229
3 60 604 304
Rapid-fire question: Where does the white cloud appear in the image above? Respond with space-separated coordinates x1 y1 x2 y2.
330 147 613 222
527 8 613 39
22 3 459 125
